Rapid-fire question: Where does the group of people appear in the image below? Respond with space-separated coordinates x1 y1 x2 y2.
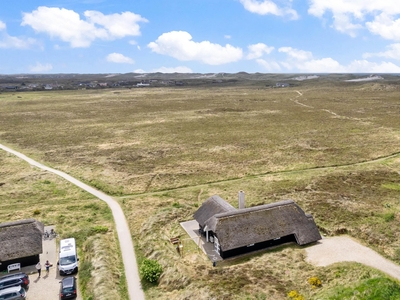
35 260 51 277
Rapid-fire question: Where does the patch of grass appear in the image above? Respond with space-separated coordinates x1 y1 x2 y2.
383 212 395 222
319 277 400 300
381 183 400 191
2 83 400 299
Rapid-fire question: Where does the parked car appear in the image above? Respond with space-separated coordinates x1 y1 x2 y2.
0 286 26 300
59 276 77 299
0 272 30 290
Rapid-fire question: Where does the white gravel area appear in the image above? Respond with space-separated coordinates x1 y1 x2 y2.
23 226 82 300
305 236 400 280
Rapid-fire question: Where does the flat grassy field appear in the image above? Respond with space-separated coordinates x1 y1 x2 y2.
1 77 400 299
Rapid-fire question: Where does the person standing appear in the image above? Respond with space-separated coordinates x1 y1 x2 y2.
45 260 50 274
36 262 42 277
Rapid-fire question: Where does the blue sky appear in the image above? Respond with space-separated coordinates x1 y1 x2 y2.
1 0 400 74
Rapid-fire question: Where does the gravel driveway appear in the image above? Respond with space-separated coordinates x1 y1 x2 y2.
19 226 82 300
305 236 400 280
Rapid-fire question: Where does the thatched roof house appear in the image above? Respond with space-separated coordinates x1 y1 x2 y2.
0 219 44 270
194 195 321 259
194 195 236 227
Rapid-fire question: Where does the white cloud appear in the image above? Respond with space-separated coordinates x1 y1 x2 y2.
224 35 231 39
134 66 193 73
308 0 400 39
255 45 400 73
247 43 274 59
106 53 134 64
366 14 400 41
332 14 363 37
152 66 193 73
255 59 281 71
363 43 400 60
148 31 243 65
29 62 53 73
278 47 313 61
0 35 37 49
21 6 148 48
0 20 37 49
239 0 298 20
294 58 345 73
347 60 400 73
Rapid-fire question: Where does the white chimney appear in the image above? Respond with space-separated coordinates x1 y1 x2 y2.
238 190 245 209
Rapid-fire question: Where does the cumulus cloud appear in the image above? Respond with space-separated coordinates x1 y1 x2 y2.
0 20 37 49
21 6 148 48
255 59 281 71
134 66 193 73
366 14 400 41
278 47 313 61
253 45 400 73
148 31 243 65
347 60 400 73
308 0 400 39
29 62 53 73
106 53 134 64
152 66 193 73
363 43 400 60
247 43 274 59
239 0 298 20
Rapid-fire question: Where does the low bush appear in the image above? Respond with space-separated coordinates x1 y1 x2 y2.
140 259 163 283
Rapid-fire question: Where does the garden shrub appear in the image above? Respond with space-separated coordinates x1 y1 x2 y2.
140 259 163 283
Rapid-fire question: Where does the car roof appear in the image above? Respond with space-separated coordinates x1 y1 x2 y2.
61 277 75 287
0 273 26 280
0 285 22 295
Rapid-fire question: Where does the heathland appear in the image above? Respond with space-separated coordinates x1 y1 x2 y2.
1 74 400 299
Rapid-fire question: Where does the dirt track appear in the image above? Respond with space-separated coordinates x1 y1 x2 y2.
305 236 400 280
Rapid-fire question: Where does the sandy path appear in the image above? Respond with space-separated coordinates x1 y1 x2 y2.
0 144 145 300
306 236 400 280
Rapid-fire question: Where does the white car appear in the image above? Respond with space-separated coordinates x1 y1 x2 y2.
0 285 26 300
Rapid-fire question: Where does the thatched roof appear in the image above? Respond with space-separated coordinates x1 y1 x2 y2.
193 195 236 227
194 197 321 252
0 219 44 261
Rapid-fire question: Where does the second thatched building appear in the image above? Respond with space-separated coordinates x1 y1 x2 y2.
0 219 44 272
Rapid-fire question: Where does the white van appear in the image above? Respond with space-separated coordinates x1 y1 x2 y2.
58 238 79 276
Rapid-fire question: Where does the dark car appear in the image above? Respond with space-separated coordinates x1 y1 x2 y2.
59 276 77 300
0 273 30 291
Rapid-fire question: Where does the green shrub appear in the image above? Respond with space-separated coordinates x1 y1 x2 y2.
383 212 395 222
172 202 182 208
33 209 41 215
140 259 163 283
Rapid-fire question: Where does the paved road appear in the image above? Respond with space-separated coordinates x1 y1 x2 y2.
306 236 400 281
0 144 145 300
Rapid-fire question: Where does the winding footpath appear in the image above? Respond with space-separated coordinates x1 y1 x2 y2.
0 143 145 300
